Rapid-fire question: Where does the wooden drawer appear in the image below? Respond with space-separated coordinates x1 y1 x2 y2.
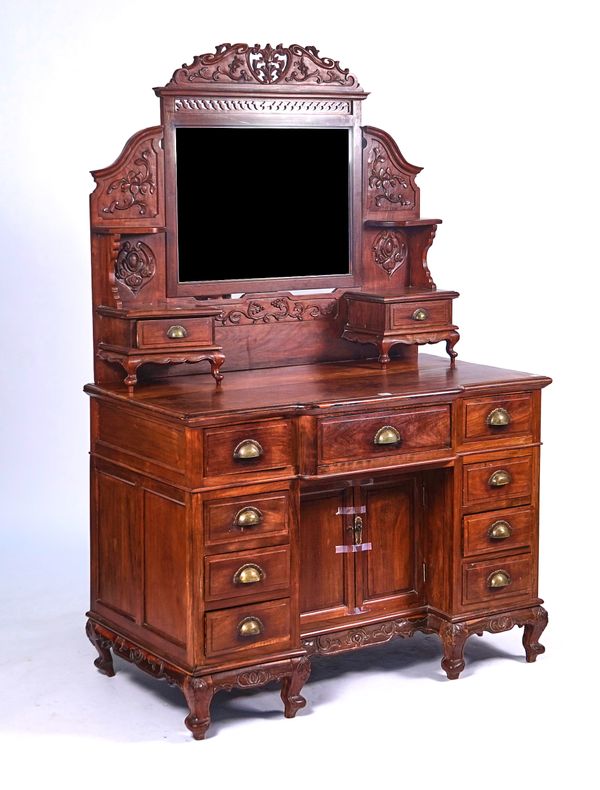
204 488 290 552
318 405 451 466
390 299 452 329
462 553 534 607
204 598 292 659
203 420 294 480
463 452 532 510
136 317 213 349
204 545 291 604
463 393 533 443
463 506 533 557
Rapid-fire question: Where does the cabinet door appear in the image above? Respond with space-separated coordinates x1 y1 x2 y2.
299 483 356 626
356 475 424 615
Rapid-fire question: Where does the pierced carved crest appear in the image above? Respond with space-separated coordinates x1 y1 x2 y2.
372 231 408 277
165 43 359 88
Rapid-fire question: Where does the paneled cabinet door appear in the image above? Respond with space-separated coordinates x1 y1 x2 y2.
356 475 424 616
299 482 356 625
299 475 424 628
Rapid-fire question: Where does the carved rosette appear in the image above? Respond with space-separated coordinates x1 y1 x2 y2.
215 297 338 326
372 231 408 277
165 43 359 88
115 240 155 294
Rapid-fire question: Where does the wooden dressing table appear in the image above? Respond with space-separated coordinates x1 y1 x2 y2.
85 43 551 739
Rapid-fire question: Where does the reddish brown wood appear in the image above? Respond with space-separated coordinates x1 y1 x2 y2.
86 43 551 740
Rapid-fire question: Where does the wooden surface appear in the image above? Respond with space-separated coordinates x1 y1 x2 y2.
86 41 552 742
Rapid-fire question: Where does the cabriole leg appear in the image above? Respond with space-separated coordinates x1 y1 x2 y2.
280 657 311 718
85 619 115 677
439 622 470 680
445 331 460 367
209 351 226 384
182 676 215 740
522 605 548 663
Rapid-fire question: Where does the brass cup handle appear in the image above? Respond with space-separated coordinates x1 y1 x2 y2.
233 563 265 585
488 520 513 540
412 308 429 321
374 425 402 446
488 469 512 488
487 570 512 589
166 325 188 339
233 506 263 529
238 616 263 638
233 439 263 460
487 407 511 427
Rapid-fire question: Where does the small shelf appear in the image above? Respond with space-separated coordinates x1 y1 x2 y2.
364 218 442 228
92 226 166 236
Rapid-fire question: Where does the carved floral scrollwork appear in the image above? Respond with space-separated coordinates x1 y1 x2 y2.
216 297 338 326
368 145 413 208
372 231 408 277
102 150 156 216
167 43 358 87
114 240 156 294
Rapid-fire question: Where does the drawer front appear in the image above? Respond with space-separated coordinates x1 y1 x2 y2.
204 420 294 479
463 506 533 557
205 545 291 603
463 393 533 443
204 489 290 551
318 405 451 465
137 317 213 349
463 453 532 510
462 553 534 607
390 299 451 330
205 598 292 659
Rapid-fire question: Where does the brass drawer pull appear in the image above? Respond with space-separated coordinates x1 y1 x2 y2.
412 308 429 321
233 563 265 585
488 520 512 540
233 506 263 529
488 469 512 488
487 407 511 427
238 616 263 637
233 439 263 460
487 570 512 589
374 425 402 446
166 324 188 339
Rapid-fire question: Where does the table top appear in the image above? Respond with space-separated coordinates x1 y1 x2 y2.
84 354 552 424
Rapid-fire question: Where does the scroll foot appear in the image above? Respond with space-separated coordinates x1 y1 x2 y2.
85 619 115 677
182 676 215 740
280 657 311 718
522 605 548 663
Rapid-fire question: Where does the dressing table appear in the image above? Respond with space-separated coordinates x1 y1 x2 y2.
85 43 551 739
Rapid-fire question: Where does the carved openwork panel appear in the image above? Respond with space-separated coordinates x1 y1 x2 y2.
173 97 352 114
161 43 360 89
363 127 421 217
91 127 164 226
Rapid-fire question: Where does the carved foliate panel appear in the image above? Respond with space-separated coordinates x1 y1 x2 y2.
91 126 164 225
363 127 421 217
214 296 339 326
115 240 156 294
163 43 360 89
372 231 408 277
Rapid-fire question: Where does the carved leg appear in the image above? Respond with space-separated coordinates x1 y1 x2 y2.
439 622 470 680
280 657 311 718
445 331 460 368
124 357 143 393
209 351 226 384
377 339 396 366
522 605 548 663
85 619 115 677
182 676 215 740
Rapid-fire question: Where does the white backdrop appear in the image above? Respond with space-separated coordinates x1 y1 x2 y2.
1 0 598 786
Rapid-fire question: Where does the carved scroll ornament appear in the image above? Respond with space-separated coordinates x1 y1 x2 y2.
165 43 359 88
114 240 155 294
215 297 338 326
